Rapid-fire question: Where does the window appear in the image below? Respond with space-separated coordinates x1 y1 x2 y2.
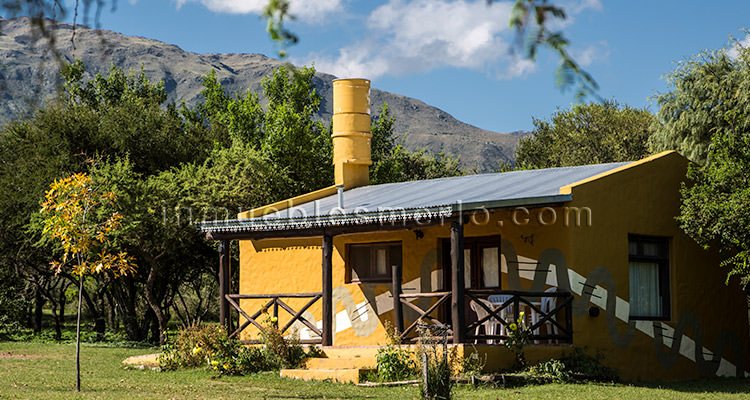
348 242 402 282
628 235 670 320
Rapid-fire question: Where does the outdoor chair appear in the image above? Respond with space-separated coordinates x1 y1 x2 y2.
469 298 500 344
540 287 560 344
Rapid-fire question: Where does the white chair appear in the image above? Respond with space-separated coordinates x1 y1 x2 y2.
469 299 499 344
487 294 515 338
540 287 560 343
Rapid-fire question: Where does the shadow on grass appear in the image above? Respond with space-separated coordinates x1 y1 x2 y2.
630 378 750 394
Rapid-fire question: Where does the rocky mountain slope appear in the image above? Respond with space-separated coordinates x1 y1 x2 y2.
0 17 524 171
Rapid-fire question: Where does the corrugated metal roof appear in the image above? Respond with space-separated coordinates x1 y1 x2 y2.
198 161 629 234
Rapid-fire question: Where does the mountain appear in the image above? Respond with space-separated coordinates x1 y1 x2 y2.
0 17 524 171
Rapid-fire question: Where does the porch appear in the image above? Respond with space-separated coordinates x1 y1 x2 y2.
208 220 573 347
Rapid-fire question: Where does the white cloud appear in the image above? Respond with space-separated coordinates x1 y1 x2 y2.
299 0 526 80
174 0 343 22
726 33 750 60
563 0 602 15
570 41 609 67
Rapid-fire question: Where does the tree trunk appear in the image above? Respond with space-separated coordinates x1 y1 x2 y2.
61 273 104 334
144 257 167 345
33 284 44 333
75 275 82 392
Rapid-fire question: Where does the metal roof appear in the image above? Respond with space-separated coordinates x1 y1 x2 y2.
198 161 629 235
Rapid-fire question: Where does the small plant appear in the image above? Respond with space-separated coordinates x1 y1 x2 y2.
375 321 416 382
528 359 570 382
460 349 486 378
417 324 452 400
504 311 532 369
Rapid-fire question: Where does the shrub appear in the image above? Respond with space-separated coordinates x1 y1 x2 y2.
158 325 230 370
559 347 618 381
525 347 618 383
376 344 416 381
375 321 416 382
528 359 570 382
159 324 275 375
259 319 306 369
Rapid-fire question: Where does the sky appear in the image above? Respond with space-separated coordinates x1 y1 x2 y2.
48 0 750 133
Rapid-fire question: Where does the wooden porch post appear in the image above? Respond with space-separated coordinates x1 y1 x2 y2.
450 221 466 344
219 239 230 332
392 264 404 335
322 234 333 346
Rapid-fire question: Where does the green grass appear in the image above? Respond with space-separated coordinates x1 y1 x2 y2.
1 341 749 399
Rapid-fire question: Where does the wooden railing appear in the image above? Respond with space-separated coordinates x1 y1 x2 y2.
464 290 573 344
397 291 453 341
225 292 323 344
390 263 573 345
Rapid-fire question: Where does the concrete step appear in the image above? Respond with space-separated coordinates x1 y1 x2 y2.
305 356 375 370
280 367 375 384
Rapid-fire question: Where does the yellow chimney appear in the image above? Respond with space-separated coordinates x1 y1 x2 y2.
332 78 372 189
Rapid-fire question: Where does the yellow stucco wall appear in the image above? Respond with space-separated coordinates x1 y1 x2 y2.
237 151 749 381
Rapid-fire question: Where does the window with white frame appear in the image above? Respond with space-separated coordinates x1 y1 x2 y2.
628 235 670 320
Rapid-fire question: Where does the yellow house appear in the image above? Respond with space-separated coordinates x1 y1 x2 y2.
198 79 749 382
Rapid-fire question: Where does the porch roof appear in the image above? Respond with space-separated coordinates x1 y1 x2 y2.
198 161 628 236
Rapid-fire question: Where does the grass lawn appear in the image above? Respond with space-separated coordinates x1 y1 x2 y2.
1 341 748 399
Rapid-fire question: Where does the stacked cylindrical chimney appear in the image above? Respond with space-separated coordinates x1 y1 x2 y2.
332 78 372 189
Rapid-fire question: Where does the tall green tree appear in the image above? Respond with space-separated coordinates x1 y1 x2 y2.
649 46 750 164
515 100 655 169
369 103 462 184
671 42 750 287
2 60 217 343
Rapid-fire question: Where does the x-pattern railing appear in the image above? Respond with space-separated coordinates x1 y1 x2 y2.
225 292 323 344
465 290 573 343
398 291 453 341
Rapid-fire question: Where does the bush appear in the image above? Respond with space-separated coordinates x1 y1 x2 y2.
375 321 416 382
259 320 306 369
559 347 618 381
526 347 618 383
376 344 416 381
528 359 570 383
159 323 317 375
159 325 230 370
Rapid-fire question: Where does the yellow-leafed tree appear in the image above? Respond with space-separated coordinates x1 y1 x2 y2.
39 172 135 392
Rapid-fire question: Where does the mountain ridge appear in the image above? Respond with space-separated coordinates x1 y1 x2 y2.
0 17 524 171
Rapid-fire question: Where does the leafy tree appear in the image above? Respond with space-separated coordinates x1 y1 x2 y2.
673 43 750 287
199 65 333 198
261 65 333 196
515 100 655 169
370 104 462 184
39 172 135 392
649 45 750 164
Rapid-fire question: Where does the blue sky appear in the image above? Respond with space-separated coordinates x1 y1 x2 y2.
61 0 750 133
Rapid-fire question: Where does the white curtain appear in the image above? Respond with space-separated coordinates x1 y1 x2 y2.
629 261 661 317
482 247 500 288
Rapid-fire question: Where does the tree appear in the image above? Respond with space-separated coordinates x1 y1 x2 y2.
39 171 135 392
649 45 750 164
671 43 750 287
369 103 462 184
515 100 655 169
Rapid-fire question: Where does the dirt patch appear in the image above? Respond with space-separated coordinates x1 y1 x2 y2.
0 351 41 360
